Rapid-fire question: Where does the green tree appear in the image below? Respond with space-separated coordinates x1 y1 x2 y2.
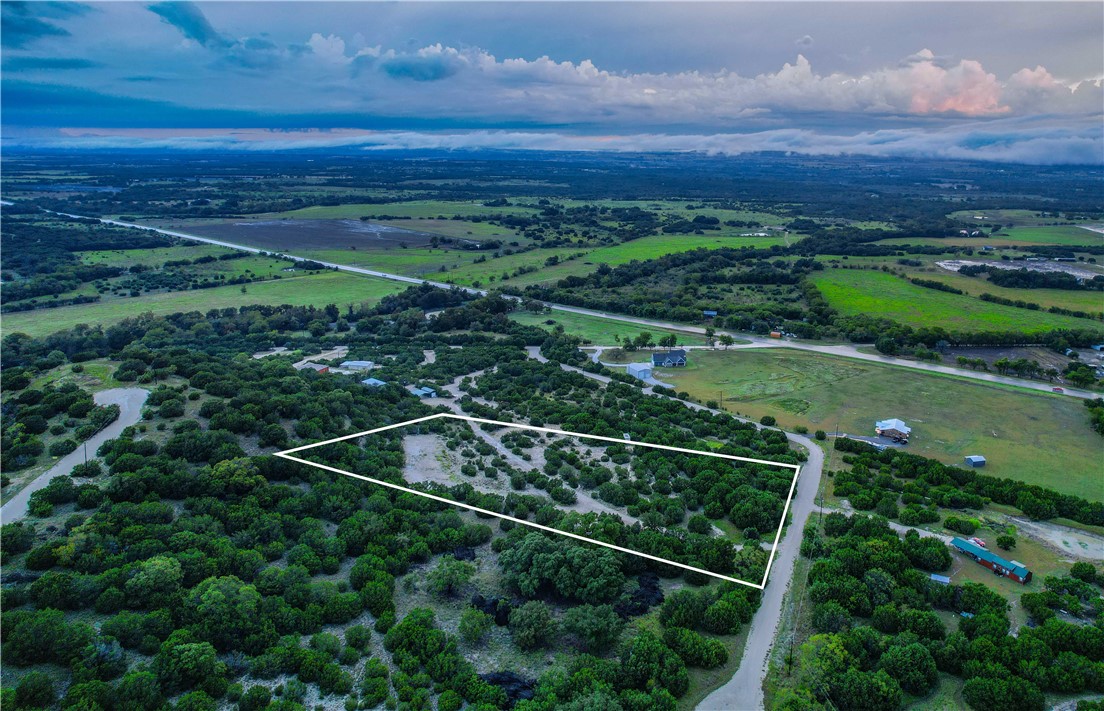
509 601 558 651
15 671 55 709
458 608 494 645
879 642 937 695
125 555 183 608
562 604 624 653
426 556 475 597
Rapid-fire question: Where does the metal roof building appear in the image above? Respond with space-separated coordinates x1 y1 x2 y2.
626 362 653 381
951 537 1031 584
964 455 987 467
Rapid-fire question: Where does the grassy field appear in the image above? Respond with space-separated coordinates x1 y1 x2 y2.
811 269 1101 333
659 349 1102 499
510 310 710 346
505 234 788 287
81 244 234 266
915 271 1104 314
272 200 540 220
3 272 404 338
375 218 520 239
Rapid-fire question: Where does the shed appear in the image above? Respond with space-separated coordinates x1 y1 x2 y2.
626 362 653 381
702 310 718 318
409 386 437 398
930 574 951 585
875 418 912 439
951 537 1032 584
769 331 783 338
361 378 387 388
964 455 987 467
341 360 375 370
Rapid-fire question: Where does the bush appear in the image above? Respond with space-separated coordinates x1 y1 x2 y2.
996 534 1017 550
15 671 55 709
759 416 777 427
815 430 827 441
944 516 979 535
458 608 493 645
509 601 557 650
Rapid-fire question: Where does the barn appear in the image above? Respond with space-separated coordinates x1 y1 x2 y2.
951 537 1032 584
627 362 653 381
875 418 911 440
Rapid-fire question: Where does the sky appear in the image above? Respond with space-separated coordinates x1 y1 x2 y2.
2 1 1103 164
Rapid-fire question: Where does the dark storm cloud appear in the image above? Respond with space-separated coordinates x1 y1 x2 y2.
147 1 231 49
0 2 90 48
2 56 100 71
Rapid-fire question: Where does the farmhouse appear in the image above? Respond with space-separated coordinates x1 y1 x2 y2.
294 362 329 374
340 360 375 370
361 378 387 388
951 538 1032 584
875 418 911 439
626 362 653 381
652 350 687 367
964 455 987 468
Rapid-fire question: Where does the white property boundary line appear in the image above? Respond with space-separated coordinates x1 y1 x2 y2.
275 412 802 591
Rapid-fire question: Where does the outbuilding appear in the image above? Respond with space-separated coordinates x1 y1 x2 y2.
964 455 987 467
702 310 718 319
951 537 1032 584
409 385 437 398
295 362 329 374
361 378 387 388
627 362 653 381
341 360 375 370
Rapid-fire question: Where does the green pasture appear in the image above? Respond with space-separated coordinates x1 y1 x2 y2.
505 234 787 287
914 271 1104 315
80 244 234 267
271 200 540 220
3 271 404 338
509 310 710 346
811 269 1102 333
661 349 1102 499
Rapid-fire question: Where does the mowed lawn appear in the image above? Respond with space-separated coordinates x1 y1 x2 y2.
3 272 404 338
510 310 710 346
660 349 1103 499
811 269 1102 333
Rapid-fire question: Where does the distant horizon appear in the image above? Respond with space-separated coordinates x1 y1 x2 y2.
2 1 1102 165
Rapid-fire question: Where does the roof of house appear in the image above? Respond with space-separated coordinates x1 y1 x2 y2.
297 362 328 372
652 349 687 365
876 418 911 434
341 360 374 368
951 537 1029 578
410 386 436 396
361 378 387 387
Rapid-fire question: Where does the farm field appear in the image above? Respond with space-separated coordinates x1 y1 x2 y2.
3 271 404 338
811 268 1102 333
510 310 710 346
659 349 1103 499
270 199 541 220
915 270 1104 314
504 233 788 287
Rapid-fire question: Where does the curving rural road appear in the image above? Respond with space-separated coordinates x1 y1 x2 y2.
0 387 148 522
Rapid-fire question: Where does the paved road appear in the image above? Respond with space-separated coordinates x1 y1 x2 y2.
527 346 825 710
0 388 148 522
49 211 1099 401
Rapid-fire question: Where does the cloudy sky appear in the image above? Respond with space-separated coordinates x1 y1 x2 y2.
2 1 1102 163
